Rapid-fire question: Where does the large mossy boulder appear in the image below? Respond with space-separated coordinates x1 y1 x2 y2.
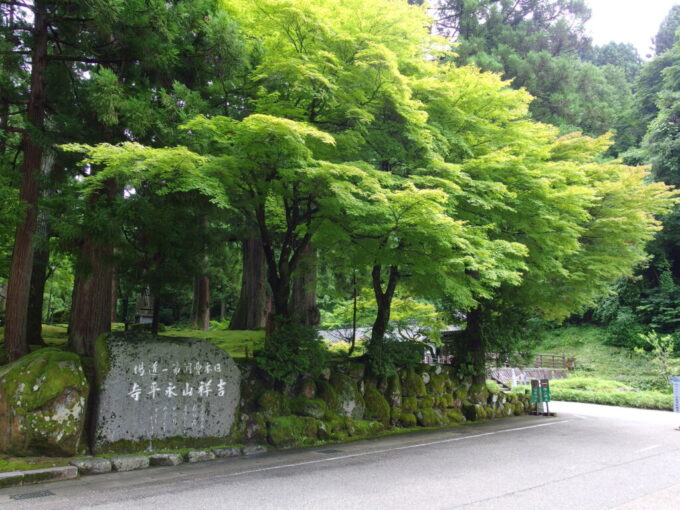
93 333 240 453
329 373 365 420
363 386 390 426
0 348 89 456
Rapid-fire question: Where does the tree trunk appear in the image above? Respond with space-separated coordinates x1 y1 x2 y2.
190 277 199 325
461 307 486 385
196 271 210 331
3 4 48 361
219 298 226 322
69 239 113 357
290 243 320 328
110 269 117 323
370 265 399 345
26 214 49 346
230 237 269 330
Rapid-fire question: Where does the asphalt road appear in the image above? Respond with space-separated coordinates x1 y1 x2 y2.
2 402 680 510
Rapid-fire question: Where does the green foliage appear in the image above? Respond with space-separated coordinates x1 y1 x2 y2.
635 331 676 385
256 317 329 385
365 338 427 377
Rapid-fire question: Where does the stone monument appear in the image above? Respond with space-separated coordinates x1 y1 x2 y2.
94 333 240 452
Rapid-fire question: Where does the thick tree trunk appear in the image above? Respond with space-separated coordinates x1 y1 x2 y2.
69 239 113 357
26 214 49 346
229 237 269 330
370 265 399 345
3 4 48 361
290 244 320 328
462 307 486 385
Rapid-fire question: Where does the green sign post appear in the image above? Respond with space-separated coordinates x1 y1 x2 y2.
530 379 551 415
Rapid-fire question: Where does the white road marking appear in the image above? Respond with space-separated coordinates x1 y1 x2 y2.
217 420 571 479
636 444 661 453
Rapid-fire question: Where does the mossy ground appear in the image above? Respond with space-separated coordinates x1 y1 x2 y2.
0 455 69 473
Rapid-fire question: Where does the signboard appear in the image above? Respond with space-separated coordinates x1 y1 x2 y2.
671 377 680 413
540 379 551 402
530 379 551 403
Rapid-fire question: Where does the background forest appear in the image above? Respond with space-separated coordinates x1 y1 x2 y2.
1 0 680 383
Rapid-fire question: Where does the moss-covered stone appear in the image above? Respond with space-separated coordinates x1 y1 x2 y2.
469 383 489 404
257 390 284 418
347 362 366 381
418 395 435 409
402 368 426 397
363 386 390 426
415 408 446 427
390 406 402 424
399 413 417 427
401 396 417 413
462 402 477 422
289 397 327 419
513 402 525 416
429 373 447 395
268 416 319 448
455 387 468 401
317 380 340 412
446 409 465 423
353 420 384 436
296 378 317 399
441 394 455 408
330 373 365 420
384 373 402 408
0 348 89 456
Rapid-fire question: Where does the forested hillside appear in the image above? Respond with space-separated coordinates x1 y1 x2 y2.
1 0 679 382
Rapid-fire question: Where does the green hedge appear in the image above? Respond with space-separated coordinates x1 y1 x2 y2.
552 388 673 410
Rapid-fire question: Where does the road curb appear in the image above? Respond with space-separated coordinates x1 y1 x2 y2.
0 466 78 489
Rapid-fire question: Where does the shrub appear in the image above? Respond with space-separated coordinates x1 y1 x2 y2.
256 317 329 385
604 307 646 349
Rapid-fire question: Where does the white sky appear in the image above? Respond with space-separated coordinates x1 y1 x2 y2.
586 0 679 58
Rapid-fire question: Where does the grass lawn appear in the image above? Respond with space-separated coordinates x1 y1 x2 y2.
162 327 264 359
1 324 265 363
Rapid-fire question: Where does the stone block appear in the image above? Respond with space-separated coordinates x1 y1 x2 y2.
242 445 267 456
186 450 216 463
71 457 112 475
149 453 184 466
21 466 78 484
212 447 241 458
110 455 150 472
